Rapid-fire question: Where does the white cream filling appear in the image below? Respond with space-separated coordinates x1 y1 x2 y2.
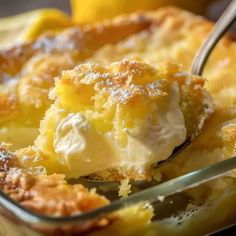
54 82 186 177
54 113 122 177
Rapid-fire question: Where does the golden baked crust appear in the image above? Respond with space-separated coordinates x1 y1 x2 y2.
0 146 109 217
1 171 109 216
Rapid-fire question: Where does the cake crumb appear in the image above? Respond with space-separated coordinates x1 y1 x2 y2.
119 179 131 198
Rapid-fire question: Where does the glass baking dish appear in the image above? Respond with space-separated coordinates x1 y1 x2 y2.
0 1 236 235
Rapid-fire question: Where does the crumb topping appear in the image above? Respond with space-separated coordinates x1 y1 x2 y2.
0 146 109 217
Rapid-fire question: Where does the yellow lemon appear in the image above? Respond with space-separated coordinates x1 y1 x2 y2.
0 9 73 49
71 0 159 23
71 0 212 23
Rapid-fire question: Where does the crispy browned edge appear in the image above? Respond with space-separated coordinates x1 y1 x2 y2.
0 6 219 77
0 145 120 235
0 12 153 76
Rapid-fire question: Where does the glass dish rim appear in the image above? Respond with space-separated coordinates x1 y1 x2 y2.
1 156 236 227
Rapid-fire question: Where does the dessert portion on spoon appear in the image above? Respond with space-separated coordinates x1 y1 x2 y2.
33 60 213 180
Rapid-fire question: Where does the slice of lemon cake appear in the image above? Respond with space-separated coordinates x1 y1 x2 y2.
34 60 213 180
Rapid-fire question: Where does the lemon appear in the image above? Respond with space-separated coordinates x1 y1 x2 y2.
71 0 211 23
71 0 158 23
0 9 73 49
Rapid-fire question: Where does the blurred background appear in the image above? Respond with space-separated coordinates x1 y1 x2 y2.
0 0 71 17
0 0 235 49
0 0 232 21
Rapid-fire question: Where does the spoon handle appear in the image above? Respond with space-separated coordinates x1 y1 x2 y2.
191 0 236 76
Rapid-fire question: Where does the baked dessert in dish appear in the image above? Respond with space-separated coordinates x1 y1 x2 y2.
33 60 212 180
0 5 236 236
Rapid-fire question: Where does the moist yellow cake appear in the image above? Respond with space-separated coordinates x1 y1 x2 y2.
31 60 212 179
0 14 152 149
